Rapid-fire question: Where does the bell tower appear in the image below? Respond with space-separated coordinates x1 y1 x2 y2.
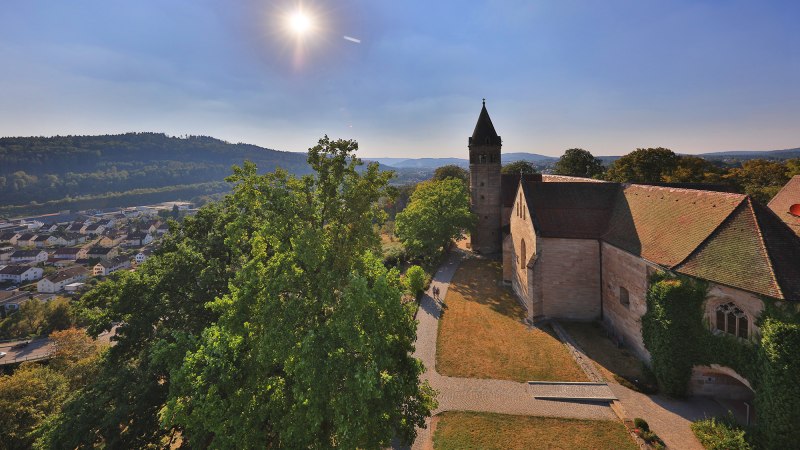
468 99 502 253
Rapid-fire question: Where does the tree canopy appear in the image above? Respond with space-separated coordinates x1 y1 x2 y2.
38 136 435 449
604 147 679 184
552 148 604 178
501 160 538 175
396 178 475 260
432 164 468 184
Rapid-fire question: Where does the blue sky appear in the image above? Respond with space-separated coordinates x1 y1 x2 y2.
0 1 797 157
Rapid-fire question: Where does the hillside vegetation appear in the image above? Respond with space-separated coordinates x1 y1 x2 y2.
0 133 310 216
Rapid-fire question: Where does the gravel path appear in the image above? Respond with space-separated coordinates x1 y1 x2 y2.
407 250 614 450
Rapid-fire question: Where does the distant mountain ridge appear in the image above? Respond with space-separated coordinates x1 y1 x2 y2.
370 147 800 168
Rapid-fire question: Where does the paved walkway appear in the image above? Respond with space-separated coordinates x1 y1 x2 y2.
408 251 613 450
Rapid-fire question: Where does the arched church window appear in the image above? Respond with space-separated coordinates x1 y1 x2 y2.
715 302 748 339
520 239 527 269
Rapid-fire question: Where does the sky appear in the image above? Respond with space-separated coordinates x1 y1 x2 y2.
0 1 798 158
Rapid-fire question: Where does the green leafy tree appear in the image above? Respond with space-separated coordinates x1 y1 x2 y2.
432 164 468 184
552 148 604 178
665 156 723 183
0 364 69 450
42 137 436 449
604 148 679 183
396 178 476 260
501 160 538 175
724 159 790 203
404 265 427 295
38 202 238 449
161 137 435 448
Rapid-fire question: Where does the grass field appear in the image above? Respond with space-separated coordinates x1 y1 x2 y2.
436 258 587 382
433 412 637 450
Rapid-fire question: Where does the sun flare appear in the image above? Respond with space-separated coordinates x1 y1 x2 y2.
288 11 312 36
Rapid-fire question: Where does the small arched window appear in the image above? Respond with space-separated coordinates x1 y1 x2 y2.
715 302 748 339
520 239 527 269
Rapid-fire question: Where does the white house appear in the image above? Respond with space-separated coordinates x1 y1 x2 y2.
93 255 131 276
0 265 44 283
135 248 153 265
33 235 58 248
81 223 106 235
37 266 89 293
15 233 38 247
125 231 153 248
10 249 49 264
0 232 21 244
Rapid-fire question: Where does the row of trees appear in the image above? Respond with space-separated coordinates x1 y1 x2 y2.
427 148 798 204
0 137 438 449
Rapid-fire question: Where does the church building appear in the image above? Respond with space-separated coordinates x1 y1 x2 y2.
467 102 800 400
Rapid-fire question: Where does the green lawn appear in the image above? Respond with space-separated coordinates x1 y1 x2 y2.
433 412 638 450
436 258 587 382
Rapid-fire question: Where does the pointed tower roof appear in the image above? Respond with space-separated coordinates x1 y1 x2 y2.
470 99 501 146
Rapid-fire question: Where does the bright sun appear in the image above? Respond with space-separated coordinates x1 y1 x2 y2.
289 11 312 35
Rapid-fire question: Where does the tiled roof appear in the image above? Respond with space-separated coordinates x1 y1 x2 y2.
602 185 745 267
676 199 800 300
11 249 45 257
501 174 541 207
506 178 800 300
521 181 619 239
44 266 88 283
767 175 800 237
0 265 34 275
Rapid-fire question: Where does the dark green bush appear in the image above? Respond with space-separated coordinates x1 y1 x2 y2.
633 417 649 432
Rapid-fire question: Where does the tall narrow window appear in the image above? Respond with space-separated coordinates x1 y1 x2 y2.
619 286 630 308
520 239 527 269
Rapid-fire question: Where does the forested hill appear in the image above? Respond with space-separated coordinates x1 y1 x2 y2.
0 133 310 216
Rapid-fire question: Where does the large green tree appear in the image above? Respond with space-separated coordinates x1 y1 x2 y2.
162 137 434 448
552 148 604 178
604 147 679 183
395 178 475 259
40 136 435 449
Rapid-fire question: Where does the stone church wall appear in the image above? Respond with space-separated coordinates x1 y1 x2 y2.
508 186 537 313
601 242 652 361
538 238 601 320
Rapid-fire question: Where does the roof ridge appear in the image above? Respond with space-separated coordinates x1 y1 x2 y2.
624 182 746 200
767 175 800 208
672 195 748 269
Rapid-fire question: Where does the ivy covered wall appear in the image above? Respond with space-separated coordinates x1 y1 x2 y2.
641 273 800 449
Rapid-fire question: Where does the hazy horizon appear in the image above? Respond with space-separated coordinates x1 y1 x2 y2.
1 1 798 158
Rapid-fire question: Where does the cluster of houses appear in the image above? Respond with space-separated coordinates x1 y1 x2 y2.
0 203 187 298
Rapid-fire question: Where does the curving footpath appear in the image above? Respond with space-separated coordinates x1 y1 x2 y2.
409 250 614 450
